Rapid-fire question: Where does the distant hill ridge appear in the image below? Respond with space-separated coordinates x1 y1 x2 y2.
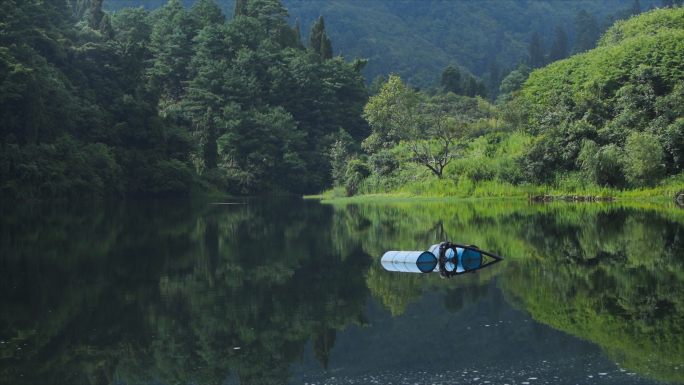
104 0 634 86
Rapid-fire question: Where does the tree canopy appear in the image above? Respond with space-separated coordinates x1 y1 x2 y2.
517 6 684 186
0 0 369 199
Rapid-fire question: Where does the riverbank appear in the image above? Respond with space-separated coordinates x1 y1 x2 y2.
306 177 684 203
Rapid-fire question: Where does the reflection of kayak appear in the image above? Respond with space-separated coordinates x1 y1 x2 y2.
429 243 484 273
430 242 503 278
380 250 438 273
381 242 503 278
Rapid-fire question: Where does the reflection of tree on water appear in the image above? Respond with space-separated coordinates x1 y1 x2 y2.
331 201 684 382
313 326 337 371
442 283 490 314
2 200 683 384
499 209 684 383
0 199 371 385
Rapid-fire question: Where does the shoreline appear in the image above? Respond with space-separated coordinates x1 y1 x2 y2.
304 192 683 205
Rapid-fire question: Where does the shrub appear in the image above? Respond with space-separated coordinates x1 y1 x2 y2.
577 140 625 187
345 159 372 196
369 150 399 176
622 132 664 187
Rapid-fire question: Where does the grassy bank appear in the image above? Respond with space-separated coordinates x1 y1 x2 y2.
306 173 684 201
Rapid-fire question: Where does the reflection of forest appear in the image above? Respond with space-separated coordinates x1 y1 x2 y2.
0 200 682 384
0 199 371 385
499 210 684 383
333 200 684 383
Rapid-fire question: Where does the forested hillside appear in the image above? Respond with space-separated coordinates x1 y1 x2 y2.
0 0 368 199
104 0 640 88
2 1 682 201
515 8 684 187
283 0 638 87
337 6 684 199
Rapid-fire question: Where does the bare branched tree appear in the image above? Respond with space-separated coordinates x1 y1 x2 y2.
408 112 469 178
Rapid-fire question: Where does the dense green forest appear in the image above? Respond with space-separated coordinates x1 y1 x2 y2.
1 0 683 200
283 0 637 88
331 6 684 199
1 0 368 199
102 0 642 88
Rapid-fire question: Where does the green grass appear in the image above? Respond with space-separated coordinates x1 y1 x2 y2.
307 173 683 201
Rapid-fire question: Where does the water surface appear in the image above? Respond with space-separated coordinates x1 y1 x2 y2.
1 198 682 384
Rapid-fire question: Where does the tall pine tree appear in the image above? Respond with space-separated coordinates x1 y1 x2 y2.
309 16 325 55
572 9 600 54
87 0 104 30
440 66 461 95
476 80 488 99
309 15 332 60
320 30 333 60
70 0 91 20
488 60 500 99
203 107 218 170
99 13 114 40
527 30 545 69
547 26 568 63
294 18 301 43
464 75 477 97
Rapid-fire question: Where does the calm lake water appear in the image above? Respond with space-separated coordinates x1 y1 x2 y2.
1 198 682 385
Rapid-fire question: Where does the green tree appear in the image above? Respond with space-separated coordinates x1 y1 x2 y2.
369 149 399 177
320 30 333 60
111 6 152 43
309 15 325 55
408 113 469 178
547 26 568 63
440 65 461 95
244 0 290 39
497 64 531 104
189 0 226 27
330 130 354 187
527 30 546 69
488 60 500 99
476 80 488 99
629 0 643 16
87 0 104 30
309 15 332 60
70 0 91 20
233 0 249 18
99 13 114 39
345 158 371 196
203 107 218 170
368 75 388 96
622 132 664 187
572 9 601 54
464 75 477 97
148 0 194 100
577 140 625 187
518 8 684 184
362 75 422 153
293 18 301 43
1 0 372 198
